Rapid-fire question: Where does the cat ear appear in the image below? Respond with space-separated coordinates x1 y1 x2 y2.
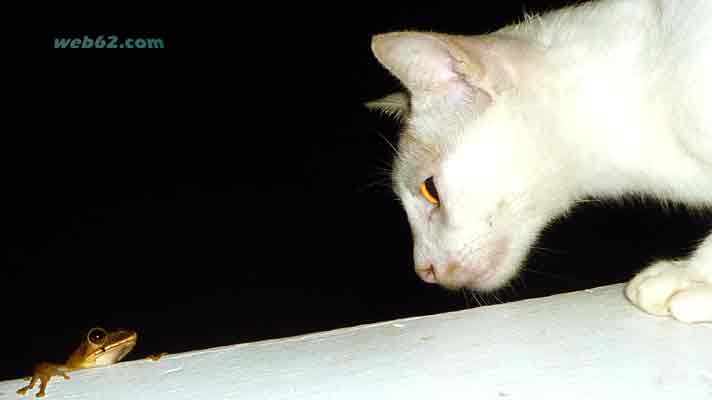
365 92 409 120
371 32 513 111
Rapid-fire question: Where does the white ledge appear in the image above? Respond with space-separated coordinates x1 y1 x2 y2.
2 284 711 399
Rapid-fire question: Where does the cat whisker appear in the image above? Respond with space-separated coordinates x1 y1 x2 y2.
462 289 477 307
489 291 504 304
461 288 477 307
521 267 584 284
529 245 568 256
355 180 392 195
357 158 395 194
475 291 489 307
374 129 401 159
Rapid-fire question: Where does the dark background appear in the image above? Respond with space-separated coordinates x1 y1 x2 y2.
5 0 711 383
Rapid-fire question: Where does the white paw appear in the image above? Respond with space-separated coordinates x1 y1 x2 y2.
625 260 712 323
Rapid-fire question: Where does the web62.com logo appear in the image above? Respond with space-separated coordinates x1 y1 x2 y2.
54 35 165 49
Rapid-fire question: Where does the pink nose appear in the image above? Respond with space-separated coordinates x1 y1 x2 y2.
415 264 439 284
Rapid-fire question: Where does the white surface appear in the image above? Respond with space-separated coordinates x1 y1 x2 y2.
2 284 711 399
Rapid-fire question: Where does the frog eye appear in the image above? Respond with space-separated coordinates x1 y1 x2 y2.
88 328 108 345
420 176 440 205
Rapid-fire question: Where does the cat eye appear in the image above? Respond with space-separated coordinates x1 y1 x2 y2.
420 176 440 205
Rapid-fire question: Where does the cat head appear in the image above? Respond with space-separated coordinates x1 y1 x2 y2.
370 32 575 291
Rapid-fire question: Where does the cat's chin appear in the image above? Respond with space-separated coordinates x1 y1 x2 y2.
462 248 521 292
444 231 536 292
463 261 519 292
435 261 515 292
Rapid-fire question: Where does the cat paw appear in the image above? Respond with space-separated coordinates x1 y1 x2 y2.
625 260 712 323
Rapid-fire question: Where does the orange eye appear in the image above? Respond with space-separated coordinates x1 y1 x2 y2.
420 176 440 205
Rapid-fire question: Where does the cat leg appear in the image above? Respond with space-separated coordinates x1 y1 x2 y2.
625 235 712 323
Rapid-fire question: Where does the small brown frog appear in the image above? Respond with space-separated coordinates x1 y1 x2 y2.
17 327 137 398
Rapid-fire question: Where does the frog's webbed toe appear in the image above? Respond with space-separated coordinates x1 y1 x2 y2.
16 375 38 396
17 362 67 397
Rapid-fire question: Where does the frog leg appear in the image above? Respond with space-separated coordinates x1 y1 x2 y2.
16 375 38 396
16 362 70 398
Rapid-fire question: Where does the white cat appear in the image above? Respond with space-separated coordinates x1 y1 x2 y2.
369 0 712 323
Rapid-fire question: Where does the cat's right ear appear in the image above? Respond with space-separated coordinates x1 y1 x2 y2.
371 32 467 92
370 32 502 114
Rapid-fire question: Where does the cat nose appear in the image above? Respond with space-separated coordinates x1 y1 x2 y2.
415 264 439 284
416 263 465 287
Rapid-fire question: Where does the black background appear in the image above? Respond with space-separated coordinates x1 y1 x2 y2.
5 0 711 383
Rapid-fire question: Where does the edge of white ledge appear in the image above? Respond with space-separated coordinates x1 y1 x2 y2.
2 283 711 400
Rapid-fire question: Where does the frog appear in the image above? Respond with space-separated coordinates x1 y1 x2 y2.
17 327 138 398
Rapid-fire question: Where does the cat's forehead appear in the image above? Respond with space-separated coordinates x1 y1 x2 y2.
391 94 476 192
393 127 446 190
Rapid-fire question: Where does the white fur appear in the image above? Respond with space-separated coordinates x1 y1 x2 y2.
371 0 712 322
